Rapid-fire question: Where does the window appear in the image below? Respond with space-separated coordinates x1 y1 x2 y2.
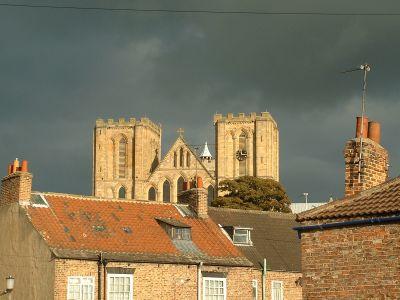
172 227 191 240
173 152 177 168
207 185 214 206
238 132 247 176
118 186 126 199
118 138 127 178
233 228 252 245
67 276 94 300
252 280 258 300
163 180 171 203
186 151 190 167
179 148 184 167
107 274 133 300
271 281 283 300
177 176 185 195
203 277 226 300
148 187 156 201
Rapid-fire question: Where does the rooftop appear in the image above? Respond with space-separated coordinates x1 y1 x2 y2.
297 176 400 222
25 192 250 266
208 207 301 272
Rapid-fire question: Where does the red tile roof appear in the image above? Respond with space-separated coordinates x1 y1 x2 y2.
26 193 250 266
297 177 400 222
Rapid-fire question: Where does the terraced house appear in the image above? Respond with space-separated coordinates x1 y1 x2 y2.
0 160 259 300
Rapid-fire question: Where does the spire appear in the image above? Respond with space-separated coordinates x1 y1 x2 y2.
200 142 212 160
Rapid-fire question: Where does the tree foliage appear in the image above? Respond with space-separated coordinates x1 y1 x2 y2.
211 176 292 213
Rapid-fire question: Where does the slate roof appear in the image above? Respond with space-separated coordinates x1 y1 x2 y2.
297 176 400 222
25 192 251 266
208 207 301 272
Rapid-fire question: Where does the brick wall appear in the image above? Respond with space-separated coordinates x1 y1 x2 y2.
0 172 32 206
266 271 302 300
300 223 400 299
54 259 259 300
178 188 208 218
344 138 388 197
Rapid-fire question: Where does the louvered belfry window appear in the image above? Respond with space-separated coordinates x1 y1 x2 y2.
118 138 127 178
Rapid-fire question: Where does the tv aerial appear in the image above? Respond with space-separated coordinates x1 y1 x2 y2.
342 63 371 183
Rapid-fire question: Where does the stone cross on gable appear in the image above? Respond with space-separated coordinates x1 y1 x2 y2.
177 128 184 137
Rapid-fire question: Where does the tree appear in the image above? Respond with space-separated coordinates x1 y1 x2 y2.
211 176 292 213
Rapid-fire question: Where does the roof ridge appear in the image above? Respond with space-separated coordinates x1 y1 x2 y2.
208 207 296 219
32 191 183 206
297 175 400 221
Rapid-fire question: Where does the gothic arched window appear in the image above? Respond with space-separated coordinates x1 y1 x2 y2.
118 186 126 199
148 187 156 201
118 138 127 178
177 176 185 196
186 152 190 167
163 180 171 203
173 152 177 168
179 148 184 167
238 132 247 176
207 185 215 206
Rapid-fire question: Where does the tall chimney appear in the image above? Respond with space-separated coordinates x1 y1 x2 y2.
344 118 388 197
177 177 208 218
1 159 32 207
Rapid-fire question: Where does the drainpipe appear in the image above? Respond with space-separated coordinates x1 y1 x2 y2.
262 258 267 300
197 262 203 300
103 259 108 300
97 253 102 300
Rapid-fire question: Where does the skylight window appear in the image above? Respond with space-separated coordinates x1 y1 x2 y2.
232 228 252 245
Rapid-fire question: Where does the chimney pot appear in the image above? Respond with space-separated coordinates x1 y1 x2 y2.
7 164 12 175
196 177 203 189
21 160 29 172
355 116 369 138
367 121 381 144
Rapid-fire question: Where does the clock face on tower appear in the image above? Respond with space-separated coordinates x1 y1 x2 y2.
236 149 248 161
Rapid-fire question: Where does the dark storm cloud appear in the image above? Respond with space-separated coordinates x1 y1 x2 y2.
1 0 400 202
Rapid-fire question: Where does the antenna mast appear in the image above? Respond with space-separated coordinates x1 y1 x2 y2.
342 63 371 184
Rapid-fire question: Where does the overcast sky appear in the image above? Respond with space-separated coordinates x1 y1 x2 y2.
1 0 400 203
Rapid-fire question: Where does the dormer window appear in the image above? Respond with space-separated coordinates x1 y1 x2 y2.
156 217 191 241
233 228 252 245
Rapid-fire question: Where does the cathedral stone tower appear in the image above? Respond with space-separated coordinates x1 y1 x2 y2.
343 116 389 197
93 117 161 199
214 112 279 189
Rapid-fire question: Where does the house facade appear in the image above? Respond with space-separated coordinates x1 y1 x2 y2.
0 161 262 300
209 207 302 300
294 117 399 299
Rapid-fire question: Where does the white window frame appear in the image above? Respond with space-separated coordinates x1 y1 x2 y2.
252 279 258 300
203 277 227 300
232 227 253 245
271 280 284 300
107 273 133 300
67 276 95 300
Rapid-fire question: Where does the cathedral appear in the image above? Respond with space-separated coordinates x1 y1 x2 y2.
92 112 279 204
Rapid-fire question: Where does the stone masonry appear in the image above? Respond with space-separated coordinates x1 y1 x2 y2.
214 112 279 191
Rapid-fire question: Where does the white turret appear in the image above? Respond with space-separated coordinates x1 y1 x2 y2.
200 142 213 161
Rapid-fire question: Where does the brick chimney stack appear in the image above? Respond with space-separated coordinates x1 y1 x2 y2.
343 117 389 197
1 159 32 207
178 177 208 218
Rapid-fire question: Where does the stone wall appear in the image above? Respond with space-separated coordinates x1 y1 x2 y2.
300 223 400 299
214 112 279 194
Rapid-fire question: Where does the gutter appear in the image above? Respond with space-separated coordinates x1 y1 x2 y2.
197 261 203 300
294 215 400 238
